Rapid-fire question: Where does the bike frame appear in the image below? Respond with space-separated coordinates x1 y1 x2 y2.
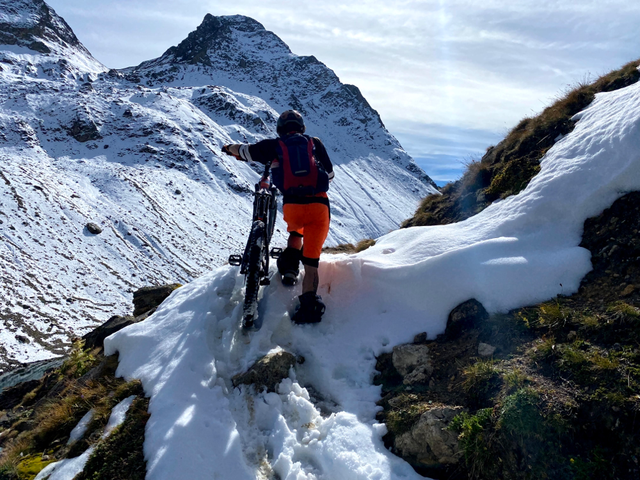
239 181 278 279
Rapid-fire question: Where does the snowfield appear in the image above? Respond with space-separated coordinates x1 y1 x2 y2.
105 73 640 478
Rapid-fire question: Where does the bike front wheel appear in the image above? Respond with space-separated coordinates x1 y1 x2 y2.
243 220 266 329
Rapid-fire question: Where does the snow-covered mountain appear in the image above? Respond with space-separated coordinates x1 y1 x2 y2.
0 1 437 369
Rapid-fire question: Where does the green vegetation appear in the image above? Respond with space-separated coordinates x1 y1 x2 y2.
0 348 147 480
383 393 431 436
403 58 640 228
75 397 149 480
59 340 99 378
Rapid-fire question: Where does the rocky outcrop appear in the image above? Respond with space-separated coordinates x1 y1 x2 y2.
392 343 433 385
0 0 93 57
232 350 299 393
395 405 464 468
445 298 489 339
132 284 181 317
82 315 135 350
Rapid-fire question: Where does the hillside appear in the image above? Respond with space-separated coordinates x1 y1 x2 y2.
0 62 638 480
403 58 640 228
0 0 437 370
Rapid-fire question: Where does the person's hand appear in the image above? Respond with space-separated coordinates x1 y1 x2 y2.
259 176 270 190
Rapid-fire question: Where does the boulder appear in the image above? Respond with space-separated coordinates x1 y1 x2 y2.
478 342 497 357
391 344 433 385
132 284 181 317
232 351 297 393
86 222 102 234
446 299 489 339
395 405 464 467
82 315 136 349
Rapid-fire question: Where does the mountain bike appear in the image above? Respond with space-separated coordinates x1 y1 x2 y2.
228 167 282 330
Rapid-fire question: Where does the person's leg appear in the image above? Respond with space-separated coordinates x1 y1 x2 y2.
301 265 318 294
291 204 330 324
279 206 304 285
288 233 302 250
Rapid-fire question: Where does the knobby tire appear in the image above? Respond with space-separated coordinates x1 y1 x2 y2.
243 221 265 329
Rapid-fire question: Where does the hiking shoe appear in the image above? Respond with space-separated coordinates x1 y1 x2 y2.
282 272 298 286
292 292 325 324
277 247 301 286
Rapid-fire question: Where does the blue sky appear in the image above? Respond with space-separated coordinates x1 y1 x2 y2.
47 0 640 184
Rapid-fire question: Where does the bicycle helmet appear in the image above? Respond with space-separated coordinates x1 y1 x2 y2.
277 110 305 136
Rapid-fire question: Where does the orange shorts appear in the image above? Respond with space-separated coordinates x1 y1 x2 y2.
283 203 330 263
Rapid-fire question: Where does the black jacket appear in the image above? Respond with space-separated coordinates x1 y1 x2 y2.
239 136 334 205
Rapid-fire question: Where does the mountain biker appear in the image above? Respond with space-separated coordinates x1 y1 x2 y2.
222 110 334 324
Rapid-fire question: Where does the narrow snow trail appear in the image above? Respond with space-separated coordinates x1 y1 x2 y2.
105 80 640 479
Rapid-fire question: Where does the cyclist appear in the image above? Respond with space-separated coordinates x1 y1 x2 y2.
223 110 333 324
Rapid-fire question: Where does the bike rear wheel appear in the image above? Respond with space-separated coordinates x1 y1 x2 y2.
243 221 265 329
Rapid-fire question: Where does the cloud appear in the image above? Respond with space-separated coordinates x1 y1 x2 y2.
45 0 640 180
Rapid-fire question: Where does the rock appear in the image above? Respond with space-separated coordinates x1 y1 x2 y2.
132 284 181 317
446 299 489 339
477 342 496 357
395 405 464 467
413 332 428 344
15 335 30 344
392 344 433 385
0 379 40 410
68 117 101 142
621 284 635 296
86 222 102 234
232 350 297 392
82 315 136 349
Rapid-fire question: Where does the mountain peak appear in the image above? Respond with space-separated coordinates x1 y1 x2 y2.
0 0 82 53
162 14 289 66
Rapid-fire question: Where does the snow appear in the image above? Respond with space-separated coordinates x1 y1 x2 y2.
67 409 93 445
105 79 640 478
34 447 95 480
37 395 136 480
102 394 136 437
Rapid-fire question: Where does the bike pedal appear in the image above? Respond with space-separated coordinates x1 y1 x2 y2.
228 254 242 266
270 247 283 259
260 278 271 286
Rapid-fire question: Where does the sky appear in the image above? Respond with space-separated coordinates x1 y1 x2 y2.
46 0 640 184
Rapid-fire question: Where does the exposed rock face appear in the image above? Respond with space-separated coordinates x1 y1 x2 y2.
392 343 433 385
0 0 82 52
129 14 438 196
132 284 181 317
232 350 297 392
445 298 489 339
395 405 464 467
82 315 135 349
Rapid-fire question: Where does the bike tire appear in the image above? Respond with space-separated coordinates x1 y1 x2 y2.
243 221 265 329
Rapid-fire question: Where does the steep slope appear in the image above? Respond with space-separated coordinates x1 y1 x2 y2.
0 3 436 370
